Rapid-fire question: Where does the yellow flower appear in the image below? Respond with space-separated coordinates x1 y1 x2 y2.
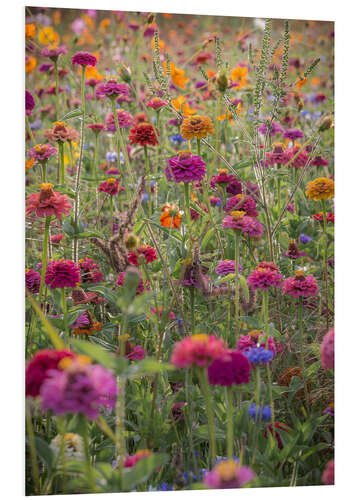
100 18 110 34
163 61 189 90
25 56 37 73
295 77 307 90
171 96 196 116
305 177 334 201
231 65 248 89
180 115 214 140
38 26 60 46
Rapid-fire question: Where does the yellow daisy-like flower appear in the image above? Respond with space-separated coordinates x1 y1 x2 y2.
230 65 248 89
180 115 214 140
306 177 334 201
163 61 189 90
171 96 196 116
38 26 60 46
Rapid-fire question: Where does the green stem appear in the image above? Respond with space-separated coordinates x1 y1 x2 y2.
25 114 36 145
144 145 152 217
235 233 241 331
226 386 234 459
190 287 195 334
79 413 96 492
61 288 69 345
197 367 216 465
184 182 191 225
111 99 123 177
54 59 60 120
26 400 40 494
321 199 330 329
298 296 309 406
59 142 65 184
110 196 113 236
39 217 51 301
197 138 201 156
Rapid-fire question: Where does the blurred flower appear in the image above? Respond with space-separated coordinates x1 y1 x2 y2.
96 80 130 99
25 269 41 294
50 433 84 461
208 350 251 386
299 234 312 243
322 459 334 485
321 328 334 370
282 271 318 298
205 460 254 489
312 212 334 223
245 346 274 364
123 450 152 468
249 403 271 421
230 65 248 89
163 61 189 89
25 90 35 115
51 233 63 244
284 240 307 259
28 144 57 163
79 258 103 283
115 270 149 295
222 211 264 238
44 121 79 143
258 121 284 136
146 96 168 109
99 178 123 196
71 52 97 67
160 203 182 229
128 244 157 266
215 260 241 275
171 334 228 368
129 122 159 146
72 310 102 336
283 128 303 141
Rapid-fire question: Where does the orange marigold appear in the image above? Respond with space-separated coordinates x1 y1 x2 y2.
231 65 248 89
25 23 36 38
160 204 183 229
306 177 334 201
163 61 188 89
25 56 37 73
180 115 214 141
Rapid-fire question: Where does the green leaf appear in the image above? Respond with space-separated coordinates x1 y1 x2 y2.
71 338 128 374
125 358 175 379
201 227 215 250
31 437 54 470
122 453 169 491
239 275 249 301
60 109 83 121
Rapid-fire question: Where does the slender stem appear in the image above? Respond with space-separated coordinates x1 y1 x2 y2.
110 98 123 177
197 367 217 465
54 59 60 120
61 287 69 345
298 296 309 406
321 199 330 329
73 66 86 263
190 287 195 334
144 145 151 217
226 386 234 459
59 142 65 184
79 413 96 492
184 182 191 225
26 400 40 494
93 132 99 214
197 138 201 156
110 196 113 236
235 233 241 330
25 114 36 145
39 217 51 301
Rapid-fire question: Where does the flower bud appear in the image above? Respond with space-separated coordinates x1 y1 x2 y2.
216 71 228 92
318 115 333 132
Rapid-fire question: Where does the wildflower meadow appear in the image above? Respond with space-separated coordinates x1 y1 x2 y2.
25 7 334 495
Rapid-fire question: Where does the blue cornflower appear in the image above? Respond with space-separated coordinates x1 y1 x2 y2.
142 193 149 202
106 152 118 163
170 134 187 144
249 403 272 421
245 346 274 364
30 120 42 130
300 233 312 244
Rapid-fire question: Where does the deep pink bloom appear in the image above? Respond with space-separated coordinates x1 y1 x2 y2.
124 450 152 468
87 123 105 133
204 460 255 489
128 245 157 266
211 170 236 188
41 45 67 60
237 332 283 355
105 109 134 131
266 144 290 165
258 121 284 136
322 459 334 485
166 152 206 183
51 233 63 244
26 183 72 219
208 350 251 386
311 155 328 167
222 213 264 238
171 334 228 368
282 272 319 298
98 178 122 196
26 349 75 397
45 259 81 289
126 345 146 361
283 128 304 141
28 144 57 163
71 52 97 67
286 146 309 168
321 328 334 370
146 97 168 109
25 90 35 115
79 258 104 283
96 80 130 99
224 194 258 217
40 361 117 419
248 262 283 290
25 269 41 294
226 178 243 195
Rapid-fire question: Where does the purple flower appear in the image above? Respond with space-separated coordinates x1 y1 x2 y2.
105 109 134 131
165 152 206 183
258 121 284 136
71 52 97 67
215 260 241 275
204 460 255 489
224 194 258 217
249 403 271 421
40 361 117 419
311 155 328 167
25 269 41 294
25 90 35 115
299 233 312 244
96 80 130 99
283 128 304 141
208 350 251 387
41 45 67 60
28 144 58 162
222 213 264 239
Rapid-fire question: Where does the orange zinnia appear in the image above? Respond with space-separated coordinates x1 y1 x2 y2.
163 61 189 90
171 96 196 116
180 115 214 140
160 204 182 229
231 65 248 89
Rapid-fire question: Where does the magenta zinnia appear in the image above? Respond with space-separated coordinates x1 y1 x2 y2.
45 259 81 289
171 333 228 368
248 262 283 290
282 270 319 298
166 151 206 183
208 350 251 386
71 51 97 67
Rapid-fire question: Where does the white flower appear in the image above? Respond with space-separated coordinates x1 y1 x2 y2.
50 433 84 461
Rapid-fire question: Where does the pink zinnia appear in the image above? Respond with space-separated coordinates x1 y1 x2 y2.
222 212 264 238
124 450 152 468
96 80 130 100
322 459 334 485
28 144 57 163
40 360 117 419
26 349 75 397
248 262 283 290
25 269 41 294
321 328 334 370
71 52 97 67
215 260 241 275
282 271 319 298
146 97 168 110
224 194 258 217
128 245 157 266
87 123 105 134
41 45 67 60
210 170 236 188
26 183 72 219
115 271 149 296
51 233 63 244
208 350 251 386
286 146 309 168
45 259 81 289
204 460 255 489
79 257 104 283
171 334 228 368
98 178 123 196
105 109 134 131
166 152 206 183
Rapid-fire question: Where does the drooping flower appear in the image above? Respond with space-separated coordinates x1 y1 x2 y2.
224 194 258 217
283 128 304 141
204 460 255 489
321 329 334 370
129 122 159 146
71 52 97 67
171 334 228 368
26 183 72 219
165 151 206 183
215 260 241 276
26 349 75 397
180 115 214 140
40 357 117 419
28 144 57 163
45 259 81 289
25 269 41 294
284 240 307 259
208 350 251 386
282 270 319 298
44 121 79 143
306 177 334 200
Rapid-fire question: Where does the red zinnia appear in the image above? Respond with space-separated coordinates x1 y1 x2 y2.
129 122 159 147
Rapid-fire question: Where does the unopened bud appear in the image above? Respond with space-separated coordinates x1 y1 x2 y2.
216 71 228 92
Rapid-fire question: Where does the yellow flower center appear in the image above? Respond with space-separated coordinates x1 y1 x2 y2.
216 460 239 481
191 333 209 343
230 210 246 220
218 168 228 174
107 178 116 184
